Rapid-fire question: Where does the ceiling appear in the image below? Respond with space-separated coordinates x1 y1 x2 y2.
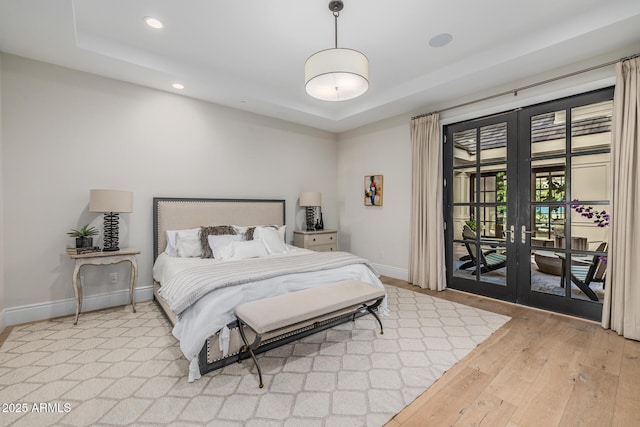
1 0 639 133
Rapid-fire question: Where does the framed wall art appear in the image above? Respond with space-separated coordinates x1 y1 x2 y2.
364 175 383 206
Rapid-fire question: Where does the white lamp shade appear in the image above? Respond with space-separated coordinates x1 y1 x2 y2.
299 192 322 207
89 189 133 213
305 48 369 101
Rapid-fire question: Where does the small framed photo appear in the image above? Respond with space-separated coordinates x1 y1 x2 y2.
364 175 383 206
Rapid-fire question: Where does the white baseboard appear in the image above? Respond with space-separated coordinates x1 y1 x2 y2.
2 266 407 327
372 263 408 281
4 286 154 327
0 309 5 334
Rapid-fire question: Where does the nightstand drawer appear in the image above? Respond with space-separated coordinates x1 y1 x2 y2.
293 230 338 251
313 243 337 252
306 233 336 246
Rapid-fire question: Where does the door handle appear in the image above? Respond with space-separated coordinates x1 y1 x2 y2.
504 225 515 243
521 225 534 244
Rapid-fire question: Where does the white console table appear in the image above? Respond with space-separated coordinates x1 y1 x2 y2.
69 248 140 324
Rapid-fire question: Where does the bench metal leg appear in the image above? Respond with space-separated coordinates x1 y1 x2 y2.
237 319 264 388
364 297 385 335
366 306 384 335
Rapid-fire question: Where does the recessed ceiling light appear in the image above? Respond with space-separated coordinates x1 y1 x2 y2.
172 83 184 90
144 17 164 29
429 33 453 48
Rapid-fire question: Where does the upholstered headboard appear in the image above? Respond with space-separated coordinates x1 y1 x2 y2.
153 198 286 260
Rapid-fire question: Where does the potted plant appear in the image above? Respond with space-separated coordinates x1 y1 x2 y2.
67 224 99 248
465 219 477 231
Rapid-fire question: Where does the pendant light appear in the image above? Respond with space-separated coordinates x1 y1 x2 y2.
305 1 369 101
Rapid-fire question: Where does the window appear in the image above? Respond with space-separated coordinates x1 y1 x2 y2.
470 171 507 238
532 167 565 238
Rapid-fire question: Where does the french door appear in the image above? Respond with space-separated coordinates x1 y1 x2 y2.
444 87 613 320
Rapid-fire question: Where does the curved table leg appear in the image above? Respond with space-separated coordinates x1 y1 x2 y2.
72 263 82 325
129 259 138 313
69 251 140 323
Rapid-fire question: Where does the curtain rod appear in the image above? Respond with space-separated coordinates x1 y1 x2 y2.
411 52 640 120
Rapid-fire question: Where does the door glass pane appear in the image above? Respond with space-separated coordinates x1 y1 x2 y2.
453 166 475 203
569 203 610 251
452 241 474 280
571 100 613 153
568 252 607 302
531 249 564 296
481 175 496 202
531 159 566 203
480 122 507 162
475 165 506 239
531 205 565 243
477 196 506 286
476 240 507 286
531 110 566 157
453 207 478 280
453 128 477 166
496 205 507 240
571 154 610 201
453 204 472 240
530 158 566 246
479 205 496 236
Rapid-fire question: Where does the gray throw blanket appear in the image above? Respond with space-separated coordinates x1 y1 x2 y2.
158 251 377 316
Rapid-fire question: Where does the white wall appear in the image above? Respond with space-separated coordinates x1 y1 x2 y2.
0 54 337 325
337 116 412 280
0 50 624 324
0 53 5 332
337 62 617 282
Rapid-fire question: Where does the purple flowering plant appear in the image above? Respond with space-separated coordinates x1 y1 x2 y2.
571 199 610 227
571 199 609 263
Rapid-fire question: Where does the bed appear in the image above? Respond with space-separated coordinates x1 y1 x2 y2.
152 197 387 381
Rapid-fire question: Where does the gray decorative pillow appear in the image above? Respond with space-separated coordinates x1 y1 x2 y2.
200 225 236 258
244 227 256 241
244 225 278 241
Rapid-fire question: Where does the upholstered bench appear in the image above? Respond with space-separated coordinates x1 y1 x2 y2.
235 280 386 388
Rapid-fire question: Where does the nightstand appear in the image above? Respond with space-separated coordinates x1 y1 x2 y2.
69 248 140 324
293 229 338 252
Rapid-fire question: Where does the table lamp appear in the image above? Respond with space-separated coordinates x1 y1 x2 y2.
299 192 321 231
89 189 133 251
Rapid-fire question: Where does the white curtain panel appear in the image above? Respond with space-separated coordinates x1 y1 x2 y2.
602 57 640 340
409 114 446 290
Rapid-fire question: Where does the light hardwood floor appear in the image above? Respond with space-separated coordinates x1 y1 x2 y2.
382 276 640 427
1 279 637 426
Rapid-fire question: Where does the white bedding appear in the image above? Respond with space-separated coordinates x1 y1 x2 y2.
152 246 386 381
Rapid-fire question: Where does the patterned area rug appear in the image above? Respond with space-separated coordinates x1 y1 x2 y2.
0 285 509 426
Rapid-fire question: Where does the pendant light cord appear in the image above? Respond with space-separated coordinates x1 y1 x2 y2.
333 8 339 48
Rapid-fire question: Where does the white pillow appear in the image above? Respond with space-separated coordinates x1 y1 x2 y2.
254 226 288 254
207 234 243 259
232 225 250 236
165 228 200 256
276 224 286 242
175 229 202 258
222 240 269 260
233 224 286 241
